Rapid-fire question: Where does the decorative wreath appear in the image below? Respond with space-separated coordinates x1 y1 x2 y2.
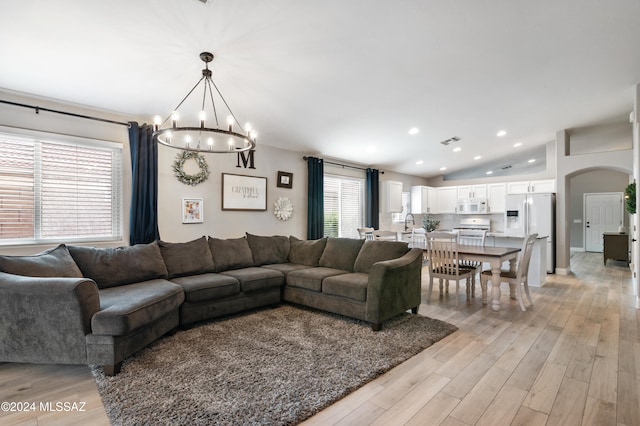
173 151 210 186
625 181 636 214
273 197 293 221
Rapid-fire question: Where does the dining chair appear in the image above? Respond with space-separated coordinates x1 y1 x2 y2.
410 227 427 250
456 229 487 298
373 230 398 241
480 233 538 311
426 231 476 307
357 227 375 240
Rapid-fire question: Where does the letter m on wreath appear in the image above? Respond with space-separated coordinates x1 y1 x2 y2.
236 150 256 169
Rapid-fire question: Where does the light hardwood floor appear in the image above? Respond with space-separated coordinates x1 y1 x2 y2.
1 252 637 425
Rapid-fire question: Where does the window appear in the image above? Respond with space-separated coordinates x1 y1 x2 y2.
323 175 364 238
392 191 411 223
0 130 123 244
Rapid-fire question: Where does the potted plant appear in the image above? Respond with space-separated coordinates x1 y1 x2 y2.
422 215 440 232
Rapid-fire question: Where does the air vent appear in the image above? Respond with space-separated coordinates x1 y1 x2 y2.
501 165 512 170
440 136 461 145
192 0 212 5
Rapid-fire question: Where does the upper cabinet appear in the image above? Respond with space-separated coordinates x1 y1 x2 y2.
410 186 437 214
437 187 458 214
487 183 506 213
384 180 403 213
457 184 487 199
506 179 556 194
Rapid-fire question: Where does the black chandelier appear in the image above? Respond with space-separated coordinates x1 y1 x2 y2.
152 52 257 153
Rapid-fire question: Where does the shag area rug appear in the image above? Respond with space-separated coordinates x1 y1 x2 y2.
91 305 457 425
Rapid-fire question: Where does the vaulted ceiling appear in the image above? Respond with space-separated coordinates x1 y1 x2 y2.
2 0 640 177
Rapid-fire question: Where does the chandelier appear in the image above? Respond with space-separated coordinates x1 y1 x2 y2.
152 52 256 153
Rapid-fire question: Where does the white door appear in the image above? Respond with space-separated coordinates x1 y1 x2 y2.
585 193 623 252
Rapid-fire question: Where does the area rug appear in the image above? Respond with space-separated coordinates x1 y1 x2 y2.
91 305 457 425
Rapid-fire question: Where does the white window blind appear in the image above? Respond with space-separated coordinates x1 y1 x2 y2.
323 175 364 238
0 132 122 244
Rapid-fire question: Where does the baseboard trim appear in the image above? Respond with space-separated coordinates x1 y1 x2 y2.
555 266 571 276
570 247 585 253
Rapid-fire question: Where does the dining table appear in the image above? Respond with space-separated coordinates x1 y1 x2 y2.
410 241 521 311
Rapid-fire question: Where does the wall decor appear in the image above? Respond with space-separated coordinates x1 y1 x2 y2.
222 173 267 211
182 198 203 223
277 171 293 188
273 197 293 221
173 150 210 186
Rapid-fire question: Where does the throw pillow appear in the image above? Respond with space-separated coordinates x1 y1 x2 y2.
159 236 215 278
318 238 365 272
68 241 168 289
0 244 83 278
353 240 410 274
246 233 290 265
288 236 327 266
207 237 254 272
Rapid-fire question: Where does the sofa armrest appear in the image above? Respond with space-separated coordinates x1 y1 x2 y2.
0 271 100 364
365 248 423 325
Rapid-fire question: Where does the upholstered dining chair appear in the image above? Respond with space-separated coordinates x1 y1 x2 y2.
426 231 476 307
480 233 538 311
357 227 375 240
456 229 487 298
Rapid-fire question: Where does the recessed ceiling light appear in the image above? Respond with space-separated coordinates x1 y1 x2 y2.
513 142 522 147
440 166 447 171
474 155 482 160
416 160 424 165
453 147 462 152
497 130 507 137
486 170 493 175
408 127 419 135
528 159 536 163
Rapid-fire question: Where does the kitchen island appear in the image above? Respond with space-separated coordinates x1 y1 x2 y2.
486 234 549 287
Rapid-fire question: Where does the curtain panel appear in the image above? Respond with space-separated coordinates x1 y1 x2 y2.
129 122 160 245
306 156 324 239
365 168 380 229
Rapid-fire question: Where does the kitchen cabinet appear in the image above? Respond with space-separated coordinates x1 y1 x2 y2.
487 183 506 213
410 185 437 214
457 184 487 199
383 180 403 213
437 187 457 213
507 179 556 194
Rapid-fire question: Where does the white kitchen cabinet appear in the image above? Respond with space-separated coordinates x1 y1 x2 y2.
507 179 556 194
384 180 403 213
437 187 458 213
487 183 506 213
457 184 487 199
410 185 437 214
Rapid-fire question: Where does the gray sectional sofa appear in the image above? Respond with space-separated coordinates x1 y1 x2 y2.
0 234 423 375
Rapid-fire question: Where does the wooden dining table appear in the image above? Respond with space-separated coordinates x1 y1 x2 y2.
411 241 521 311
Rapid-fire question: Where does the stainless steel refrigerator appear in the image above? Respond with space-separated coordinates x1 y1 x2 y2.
504 193 555 273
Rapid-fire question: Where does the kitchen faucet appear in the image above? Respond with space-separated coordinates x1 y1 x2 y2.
404 213 415 231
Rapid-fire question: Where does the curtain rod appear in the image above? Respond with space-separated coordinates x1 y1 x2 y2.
303 156 384 174
0 99 130 127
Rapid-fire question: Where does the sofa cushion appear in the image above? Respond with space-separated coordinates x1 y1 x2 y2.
159 236 215 278
261 263 313 275
322 273 369 302
288 236 327 266
68 242 168 289
246 233 290 266
318 238 365 272
353 240 410 274
220 267 284 293
0 244 83 278
170 273 240 303
286 267 348 292
208 237 254 272
92 279 184 335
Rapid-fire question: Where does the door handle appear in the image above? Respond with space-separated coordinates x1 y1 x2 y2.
633 239 637 242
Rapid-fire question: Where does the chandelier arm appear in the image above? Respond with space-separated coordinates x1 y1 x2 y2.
205 78 220 128
209 78 243 130
162 76 206 124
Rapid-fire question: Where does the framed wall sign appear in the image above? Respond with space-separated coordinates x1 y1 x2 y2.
277 171 293 188
182 198 203 223
222 173 267 211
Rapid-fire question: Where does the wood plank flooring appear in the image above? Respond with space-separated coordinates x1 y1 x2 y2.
1 252 637 425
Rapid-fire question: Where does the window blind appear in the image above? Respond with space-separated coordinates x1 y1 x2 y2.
323 175 364 238
0 132 122 244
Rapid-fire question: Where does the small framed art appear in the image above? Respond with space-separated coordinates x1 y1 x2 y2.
277 171 293 189
182 198 203 223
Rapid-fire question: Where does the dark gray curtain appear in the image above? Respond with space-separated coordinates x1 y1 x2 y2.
128 122 160 245
306 157 324 239
365 168 379 229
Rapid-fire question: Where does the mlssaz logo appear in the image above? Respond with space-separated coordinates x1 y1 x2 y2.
236 150 256 169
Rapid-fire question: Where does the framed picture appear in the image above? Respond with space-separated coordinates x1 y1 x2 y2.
222 173 267 211
182 198 203 223
277 171 293 188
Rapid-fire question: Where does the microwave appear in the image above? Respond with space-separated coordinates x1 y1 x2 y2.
457 198 488 214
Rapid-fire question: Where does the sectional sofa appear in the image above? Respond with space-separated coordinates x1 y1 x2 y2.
0 234 423 375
